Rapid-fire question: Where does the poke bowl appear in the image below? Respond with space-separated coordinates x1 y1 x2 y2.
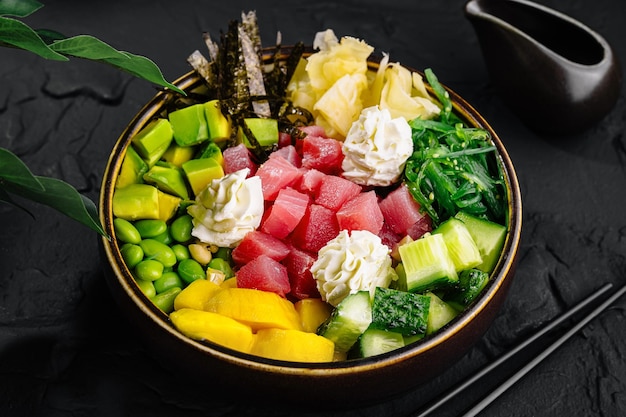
99 13 522 406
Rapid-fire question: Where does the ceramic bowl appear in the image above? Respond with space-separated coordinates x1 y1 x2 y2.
99 48 522 407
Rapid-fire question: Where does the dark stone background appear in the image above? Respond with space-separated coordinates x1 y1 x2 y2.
1 0 625 415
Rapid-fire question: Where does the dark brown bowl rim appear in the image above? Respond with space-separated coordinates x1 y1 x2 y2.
99 46 522 376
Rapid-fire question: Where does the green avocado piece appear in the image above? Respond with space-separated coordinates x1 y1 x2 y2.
162 142 196 167
113 184 161 221
116 145 148 188
204 99 231 142
169 103 210 147
182 157 225 196
130 119 174 167
238 118 278 148
143 165 190 200
197 141 224 165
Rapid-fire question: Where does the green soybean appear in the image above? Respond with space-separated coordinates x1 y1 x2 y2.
152 287 182 313
152 229 173 246
134 219 167 238
214 246 232 262
120 243 144 269
177 258 205 284
135 278 156 298
154 271 183 294
208 257 234 279
114 218 141 244
139 239 177 267
170 214 193 243
135 259 164 281
171 243 190 262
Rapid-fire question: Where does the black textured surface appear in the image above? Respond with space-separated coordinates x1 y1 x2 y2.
1 0 625 416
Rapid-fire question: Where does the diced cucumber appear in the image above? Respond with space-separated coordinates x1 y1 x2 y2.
433 217 482 272
398 233 458 293
358 328 405 358
425 292 458 335
317 291 372 353
454 211 507 273
370 287 430 336
445 268 490 308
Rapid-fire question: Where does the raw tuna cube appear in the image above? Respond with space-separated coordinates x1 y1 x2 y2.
301 135 344 175
222 143 258 176
269 144 301 167
256 154 303 201
296 168 326 196
231 230 290 265
379 183 432 237
315 175 362 212
261 187 310 239
407 215 433 240
236 255 291 297
378 220 402 250
336 190 384 235
291 204 340 253
278 131 292 148
282 246 320 299
299 125 327 138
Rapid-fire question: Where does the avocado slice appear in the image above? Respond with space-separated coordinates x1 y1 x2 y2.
182 157 225 196
131 119 174 167
169 103 210 147
117 145 148 188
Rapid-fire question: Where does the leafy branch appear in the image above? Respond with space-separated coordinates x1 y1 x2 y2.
0 0 184 238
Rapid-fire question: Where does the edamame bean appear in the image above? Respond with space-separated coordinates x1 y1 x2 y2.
208 257 234 279
152 229 173 246
135 278 156 298
214 246 232 262
177 258 205 284
154 271 183 294
171 243 190 262
139 239 177 267
189 243 212 265
134 219 167 238
151 287 182 313
120 243 144 269
135 259 164 281
114 218 141 244
170 214 193 243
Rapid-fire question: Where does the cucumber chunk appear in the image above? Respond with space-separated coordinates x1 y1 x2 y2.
317 291 372 353
454 211 507 273
358 328 405 358
433 217 482 272
445 268 490 309
370 287 430 336
425 292 458 335
398 233 458 293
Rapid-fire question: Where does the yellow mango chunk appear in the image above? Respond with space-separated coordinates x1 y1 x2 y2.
170 308 254 354
294 298 333 333
220 277 238 289
250 328 335 362
173 279 222 311
205 288 302 331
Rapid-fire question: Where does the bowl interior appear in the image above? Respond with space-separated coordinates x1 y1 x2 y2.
98 47 522 402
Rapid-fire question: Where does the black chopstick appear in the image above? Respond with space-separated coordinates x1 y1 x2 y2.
413 282 619 417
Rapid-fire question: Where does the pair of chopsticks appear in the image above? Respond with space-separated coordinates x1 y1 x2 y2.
412 282 626 417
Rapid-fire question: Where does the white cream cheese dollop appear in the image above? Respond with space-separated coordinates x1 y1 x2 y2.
187 168 264 248
341 105 413 186
311 229 397 306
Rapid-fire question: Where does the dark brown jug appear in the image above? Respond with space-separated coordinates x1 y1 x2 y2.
465 0 622 135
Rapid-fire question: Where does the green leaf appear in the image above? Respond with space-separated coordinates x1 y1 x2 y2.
0 147 45 192
0 16 67 60
35 28 66 43
4 175 109 237
49 35 185 95
0 0 43 17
